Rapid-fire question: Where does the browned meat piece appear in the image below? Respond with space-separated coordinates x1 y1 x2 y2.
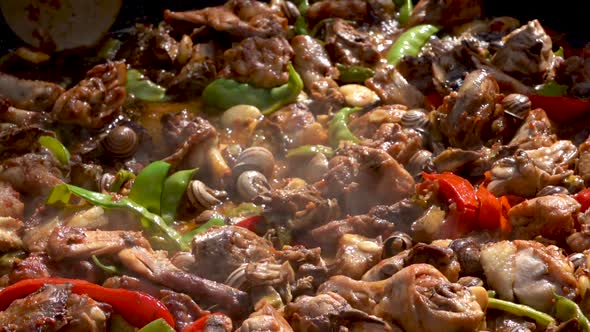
160 290 209 332
0 283 70 331
164 0 288 39
0 181 24 219
349 105 406 139
438 69 499 149
264 184 339 233
291 35 338 90
366 65 426 108
508 194 580 241
237 304 292 332
167 44 218 98
63 293 112 332
481 240 578 312
46 226 150 261
428 37 481 93
579 136 590 183
492 20 554 84
329 234 382 280
397 55 435 94
407 0 482 28
309 214 395 252
115 24 179 68
8 253 54 283
366 123 424 166
369 200 428 237
523 140 577 174
319 264 484 332
509 108 555 150
323 144 415 214
267 103 327 149
275 246 329 290
0 72 64 112
185 226 274 283
102 275 166 298
306 0 368 24
432 148 483 173
0 153 63 196
118 246 250 318
51 61 127 129
486 314 537 332
221 37 293 89
324 19 380 67
193 313 233 332
284 292 387 331
0 217 23 252
0 126 53 160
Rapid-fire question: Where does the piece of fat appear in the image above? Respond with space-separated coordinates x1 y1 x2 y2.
480 240 517 301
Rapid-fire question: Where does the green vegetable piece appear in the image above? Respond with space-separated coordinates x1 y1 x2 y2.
398 0 413 25
161 168 198 224
336 64 375 83
109 314 136 332
487 297 556 328
534 81 569 96
294 0 310 35
129 161 171 215
0 251 26 268
287 145 334 159
225 203 264 217
554 294 590 331
387 24 440 66
127 69 167 102
202 63 303 115
181 217 225 244
109 170 135 193
98 38 122 60
329 107 362 147
38 135 70 165
47 183 187 251
91 255 119 275
137 318 176 332
555 46 564 57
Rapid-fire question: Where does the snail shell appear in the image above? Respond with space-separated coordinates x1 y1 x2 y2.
568 253 587 270
382 232 413 258
536 185 569 197
401 109 430 130
187 180 227 209
502 94 531 120
233 146 275 179
98 173 115 192
236 170 271 202
102 125 138 159
406 150 434 179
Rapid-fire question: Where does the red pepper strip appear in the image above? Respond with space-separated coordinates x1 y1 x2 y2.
235 215 263 232
574 188 590 213
529 95 590 122
476 185 501 229
0 278 175 328
499 196 512 235
422 172 479 236
182 313 228 332
425 92 444 108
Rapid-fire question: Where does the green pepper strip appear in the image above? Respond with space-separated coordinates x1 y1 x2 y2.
91 255 119 275
534 81 569 96
555 46 564 57
487 298 556 328
387 24 440 66
336 64 375 83
294 0 309 35
202 63 303 115
128 161 171 215
0 251 26 268
398 0 413 25
161 168 198 224
47 183 187 251
126 69 167 102
109 170 135 193
329 107 362 147
38 136 70 166
137 318 176 332
287 145 334 158
97 38 122 60
181 217 225 244
554 294 590 331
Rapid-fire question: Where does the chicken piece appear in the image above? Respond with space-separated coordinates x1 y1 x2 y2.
0 283 70 331
438 69 499 149
508 194 580 240
266 103 327 149
306 0 368 23
221 36 294 89
319 264 484 332
275 246 329 290
284 292 388 331
164 0 287 39
63 293 112 332
509 108 555 150
492 20 554 83
0 72 64 112
323 143 415 215
366 65 426 109
577 135 590 183
330 234 382 280
237 304 293 332
46 226 150 261
407 0 482 28
481 240 578 312
0 125 52 159
524 140 577 174
0 216 23 252
0 153 63 196
160 290 209 332
115 24 179 68
348 105 406 139
291 35 337 90
51 61 126 129
8 253 54 283
324 19 380 67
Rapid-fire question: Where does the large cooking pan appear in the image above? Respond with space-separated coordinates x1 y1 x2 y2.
0 0 588 53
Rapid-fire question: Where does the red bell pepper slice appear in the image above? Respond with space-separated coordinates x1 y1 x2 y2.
574 188 590 213
0 278 175 328
476 185 501 229
529 95 590 122
182 313 229 332
235 215 264 232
